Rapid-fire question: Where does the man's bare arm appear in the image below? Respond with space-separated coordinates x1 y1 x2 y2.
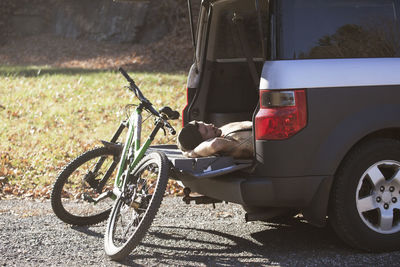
220 121 252 134
183 138 237 158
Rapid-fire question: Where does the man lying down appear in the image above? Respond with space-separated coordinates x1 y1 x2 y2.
177 121 253 158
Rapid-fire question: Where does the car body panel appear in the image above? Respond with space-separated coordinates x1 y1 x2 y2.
255 83 400 178
260 58 400 90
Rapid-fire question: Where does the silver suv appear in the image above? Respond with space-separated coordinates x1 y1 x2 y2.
179 0 400 251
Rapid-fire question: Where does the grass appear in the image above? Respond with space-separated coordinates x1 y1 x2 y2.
0 65 187 192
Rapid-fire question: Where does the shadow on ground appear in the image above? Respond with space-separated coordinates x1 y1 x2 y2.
115 220 367 266
0 66 179 77
65 209 397 266
0 34 192 74
71 225 104 239
0 67 110 77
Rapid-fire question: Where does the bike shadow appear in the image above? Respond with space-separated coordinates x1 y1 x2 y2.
71 224 105 239
118 218 365 266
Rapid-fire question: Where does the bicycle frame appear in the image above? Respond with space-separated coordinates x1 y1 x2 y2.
113 103 164 197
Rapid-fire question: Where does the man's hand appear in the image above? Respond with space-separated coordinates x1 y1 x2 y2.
182 150 200 158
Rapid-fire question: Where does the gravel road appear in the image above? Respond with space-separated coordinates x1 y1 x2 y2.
1 197 399 266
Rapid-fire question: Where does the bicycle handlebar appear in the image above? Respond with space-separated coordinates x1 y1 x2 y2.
118 67 178 135
119 68 149 104
119 67 134 84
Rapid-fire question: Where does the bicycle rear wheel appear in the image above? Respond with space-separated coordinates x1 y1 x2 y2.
104 151 169 260
51 146 120 225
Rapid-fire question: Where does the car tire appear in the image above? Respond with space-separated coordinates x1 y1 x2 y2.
330 138 400 251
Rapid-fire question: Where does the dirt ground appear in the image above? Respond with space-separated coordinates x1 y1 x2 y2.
0 32 194 72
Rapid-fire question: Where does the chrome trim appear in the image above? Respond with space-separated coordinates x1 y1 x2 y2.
260 58 400 90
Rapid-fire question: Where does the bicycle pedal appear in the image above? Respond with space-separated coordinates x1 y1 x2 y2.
83 193 95 203
130 201 140 209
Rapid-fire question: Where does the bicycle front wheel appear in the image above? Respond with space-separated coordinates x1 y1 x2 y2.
104 151 169 260
51 146 120 226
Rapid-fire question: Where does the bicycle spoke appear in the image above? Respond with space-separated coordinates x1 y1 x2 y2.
51 147 119 225
105 152 169 259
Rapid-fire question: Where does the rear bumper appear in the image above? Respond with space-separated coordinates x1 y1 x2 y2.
181 174 330 206
181 173 333 226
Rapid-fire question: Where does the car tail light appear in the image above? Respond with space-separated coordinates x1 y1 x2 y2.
255 90 307 140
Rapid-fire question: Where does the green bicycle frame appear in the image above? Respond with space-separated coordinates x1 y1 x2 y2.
113 104 164 196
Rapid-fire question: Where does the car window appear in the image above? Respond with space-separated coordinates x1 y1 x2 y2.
213 9 262 59
277 0 400 59
211 0 268 60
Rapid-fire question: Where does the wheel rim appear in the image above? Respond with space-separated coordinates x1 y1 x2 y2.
110 162 159 248
356 160 400 234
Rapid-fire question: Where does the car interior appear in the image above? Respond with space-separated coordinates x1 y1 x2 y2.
191 0 268 127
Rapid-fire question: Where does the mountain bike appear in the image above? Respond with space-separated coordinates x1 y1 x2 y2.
51 68 179 259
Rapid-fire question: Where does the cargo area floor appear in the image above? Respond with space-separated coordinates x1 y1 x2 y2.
148 145 253 179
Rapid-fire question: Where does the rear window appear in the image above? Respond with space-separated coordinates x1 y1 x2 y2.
277 0 400 59
214 9 262 59
212 0 269 60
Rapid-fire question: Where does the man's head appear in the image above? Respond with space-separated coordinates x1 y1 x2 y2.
177 121 222 151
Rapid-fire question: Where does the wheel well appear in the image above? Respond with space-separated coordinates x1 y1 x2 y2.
328 128 400 209
336 128 400 175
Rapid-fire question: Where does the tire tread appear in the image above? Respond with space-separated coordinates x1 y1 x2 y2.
330 138 400 251
104 151 169 260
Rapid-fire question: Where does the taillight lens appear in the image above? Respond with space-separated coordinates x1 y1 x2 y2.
255 90 307 140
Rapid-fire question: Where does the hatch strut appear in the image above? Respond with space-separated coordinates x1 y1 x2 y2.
233 13 260 91
187 0 196 49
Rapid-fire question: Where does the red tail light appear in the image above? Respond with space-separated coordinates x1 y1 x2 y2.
255 90 307 140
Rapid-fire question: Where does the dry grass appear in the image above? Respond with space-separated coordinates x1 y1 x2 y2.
0 66 187 199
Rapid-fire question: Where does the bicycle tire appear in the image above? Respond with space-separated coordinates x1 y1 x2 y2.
104 151 169 260
51 146 120 226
